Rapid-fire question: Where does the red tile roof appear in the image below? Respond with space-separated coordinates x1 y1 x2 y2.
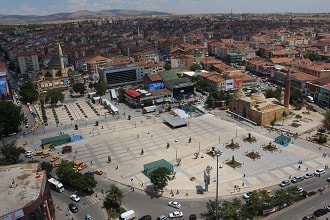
125 90 141 98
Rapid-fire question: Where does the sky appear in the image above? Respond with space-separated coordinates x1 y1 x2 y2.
0 0 329 16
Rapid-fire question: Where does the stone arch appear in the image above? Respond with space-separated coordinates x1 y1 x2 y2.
45 72 52 78
55 71 61 77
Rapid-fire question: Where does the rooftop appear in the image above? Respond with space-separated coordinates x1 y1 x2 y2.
0 163 44 217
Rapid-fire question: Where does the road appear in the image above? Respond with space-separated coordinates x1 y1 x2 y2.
96 176 209 219
93 171 330 220
51 186 105 220
267 189 330 220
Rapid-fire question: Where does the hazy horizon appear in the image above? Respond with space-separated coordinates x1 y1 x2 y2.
0 0 329 16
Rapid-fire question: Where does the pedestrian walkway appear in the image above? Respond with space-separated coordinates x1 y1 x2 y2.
19 100 330 200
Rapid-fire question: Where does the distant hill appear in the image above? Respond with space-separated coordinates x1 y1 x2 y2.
0 9 172 24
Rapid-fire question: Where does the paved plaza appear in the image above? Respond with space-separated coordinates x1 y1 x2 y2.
18 96 330 200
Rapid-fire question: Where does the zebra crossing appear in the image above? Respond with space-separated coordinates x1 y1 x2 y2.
60 190 100 210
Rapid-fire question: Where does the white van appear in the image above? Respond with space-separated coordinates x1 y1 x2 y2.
119 210 136 220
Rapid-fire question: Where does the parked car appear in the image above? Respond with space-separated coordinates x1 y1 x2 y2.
23 130 31 135
157 215 167 220
168 201 181 209
325 205 330 212
85 214 93 220
313 208 327 217
302 214 315 219
68 203 78 213
279 180 290 187
168 211 183 219
84 171 94 176
298 187 304 194
243 192 252 199
93 169 103 175
138 215 152 220
314 168 325 176
50 155 60 162
25 151 33 158
291 175 304 183
304 173 315 179
70 194 81 202
327 176 330 182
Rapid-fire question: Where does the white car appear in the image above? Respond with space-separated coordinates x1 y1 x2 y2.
70 194 81 202
243 192 252 199
314 168 325 176
279 180 290 187
168 201 181 209
304 173 315 179
168 211 183 219
25 151 33 158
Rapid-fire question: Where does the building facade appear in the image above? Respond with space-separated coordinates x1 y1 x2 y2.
99 64 145 87
17 51 40 76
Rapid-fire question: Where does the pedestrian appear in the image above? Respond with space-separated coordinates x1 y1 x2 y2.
243 174 245 177
176 189 179 195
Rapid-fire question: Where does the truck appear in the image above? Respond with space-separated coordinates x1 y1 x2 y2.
143 105 157 114
119 210 136 220
48 178 64 192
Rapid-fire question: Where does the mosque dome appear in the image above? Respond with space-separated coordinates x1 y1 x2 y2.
251 93 266 102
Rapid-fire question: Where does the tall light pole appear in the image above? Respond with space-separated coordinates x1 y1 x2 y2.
215 151 221 220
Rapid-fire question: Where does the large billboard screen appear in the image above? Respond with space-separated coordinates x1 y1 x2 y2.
0 80 9 98
148 82 164 91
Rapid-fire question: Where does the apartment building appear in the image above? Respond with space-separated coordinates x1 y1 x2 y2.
17 51 40 75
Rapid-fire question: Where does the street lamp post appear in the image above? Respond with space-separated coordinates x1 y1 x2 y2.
215 151 221 220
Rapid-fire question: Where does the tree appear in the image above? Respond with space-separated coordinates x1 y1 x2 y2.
324 109 330 128
72 83 86 95
104 184 124 210
150 167 171 192
164 62 171 71
303 52 323 61
19 82 38 103
118 88 125 103
45 89 65 107
142 99 153 107
88 82 94 89
40 161 53 178
0 100 24 136
94 81 107 96
55 160 96 192
265 87 282 101
190 63 202 71
205 199 217 220
220 198 242 220
290 88 304 109
0 143 25 163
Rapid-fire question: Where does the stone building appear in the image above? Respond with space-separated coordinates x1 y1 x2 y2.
230 71 292 126
230 89 289 126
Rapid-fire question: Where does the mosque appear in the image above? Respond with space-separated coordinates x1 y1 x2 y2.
229 72 291 126
33 44 82 93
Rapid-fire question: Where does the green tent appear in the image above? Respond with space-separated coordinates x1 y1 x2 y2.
41 134 71 149
143 159 174 178
274 134 291 146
